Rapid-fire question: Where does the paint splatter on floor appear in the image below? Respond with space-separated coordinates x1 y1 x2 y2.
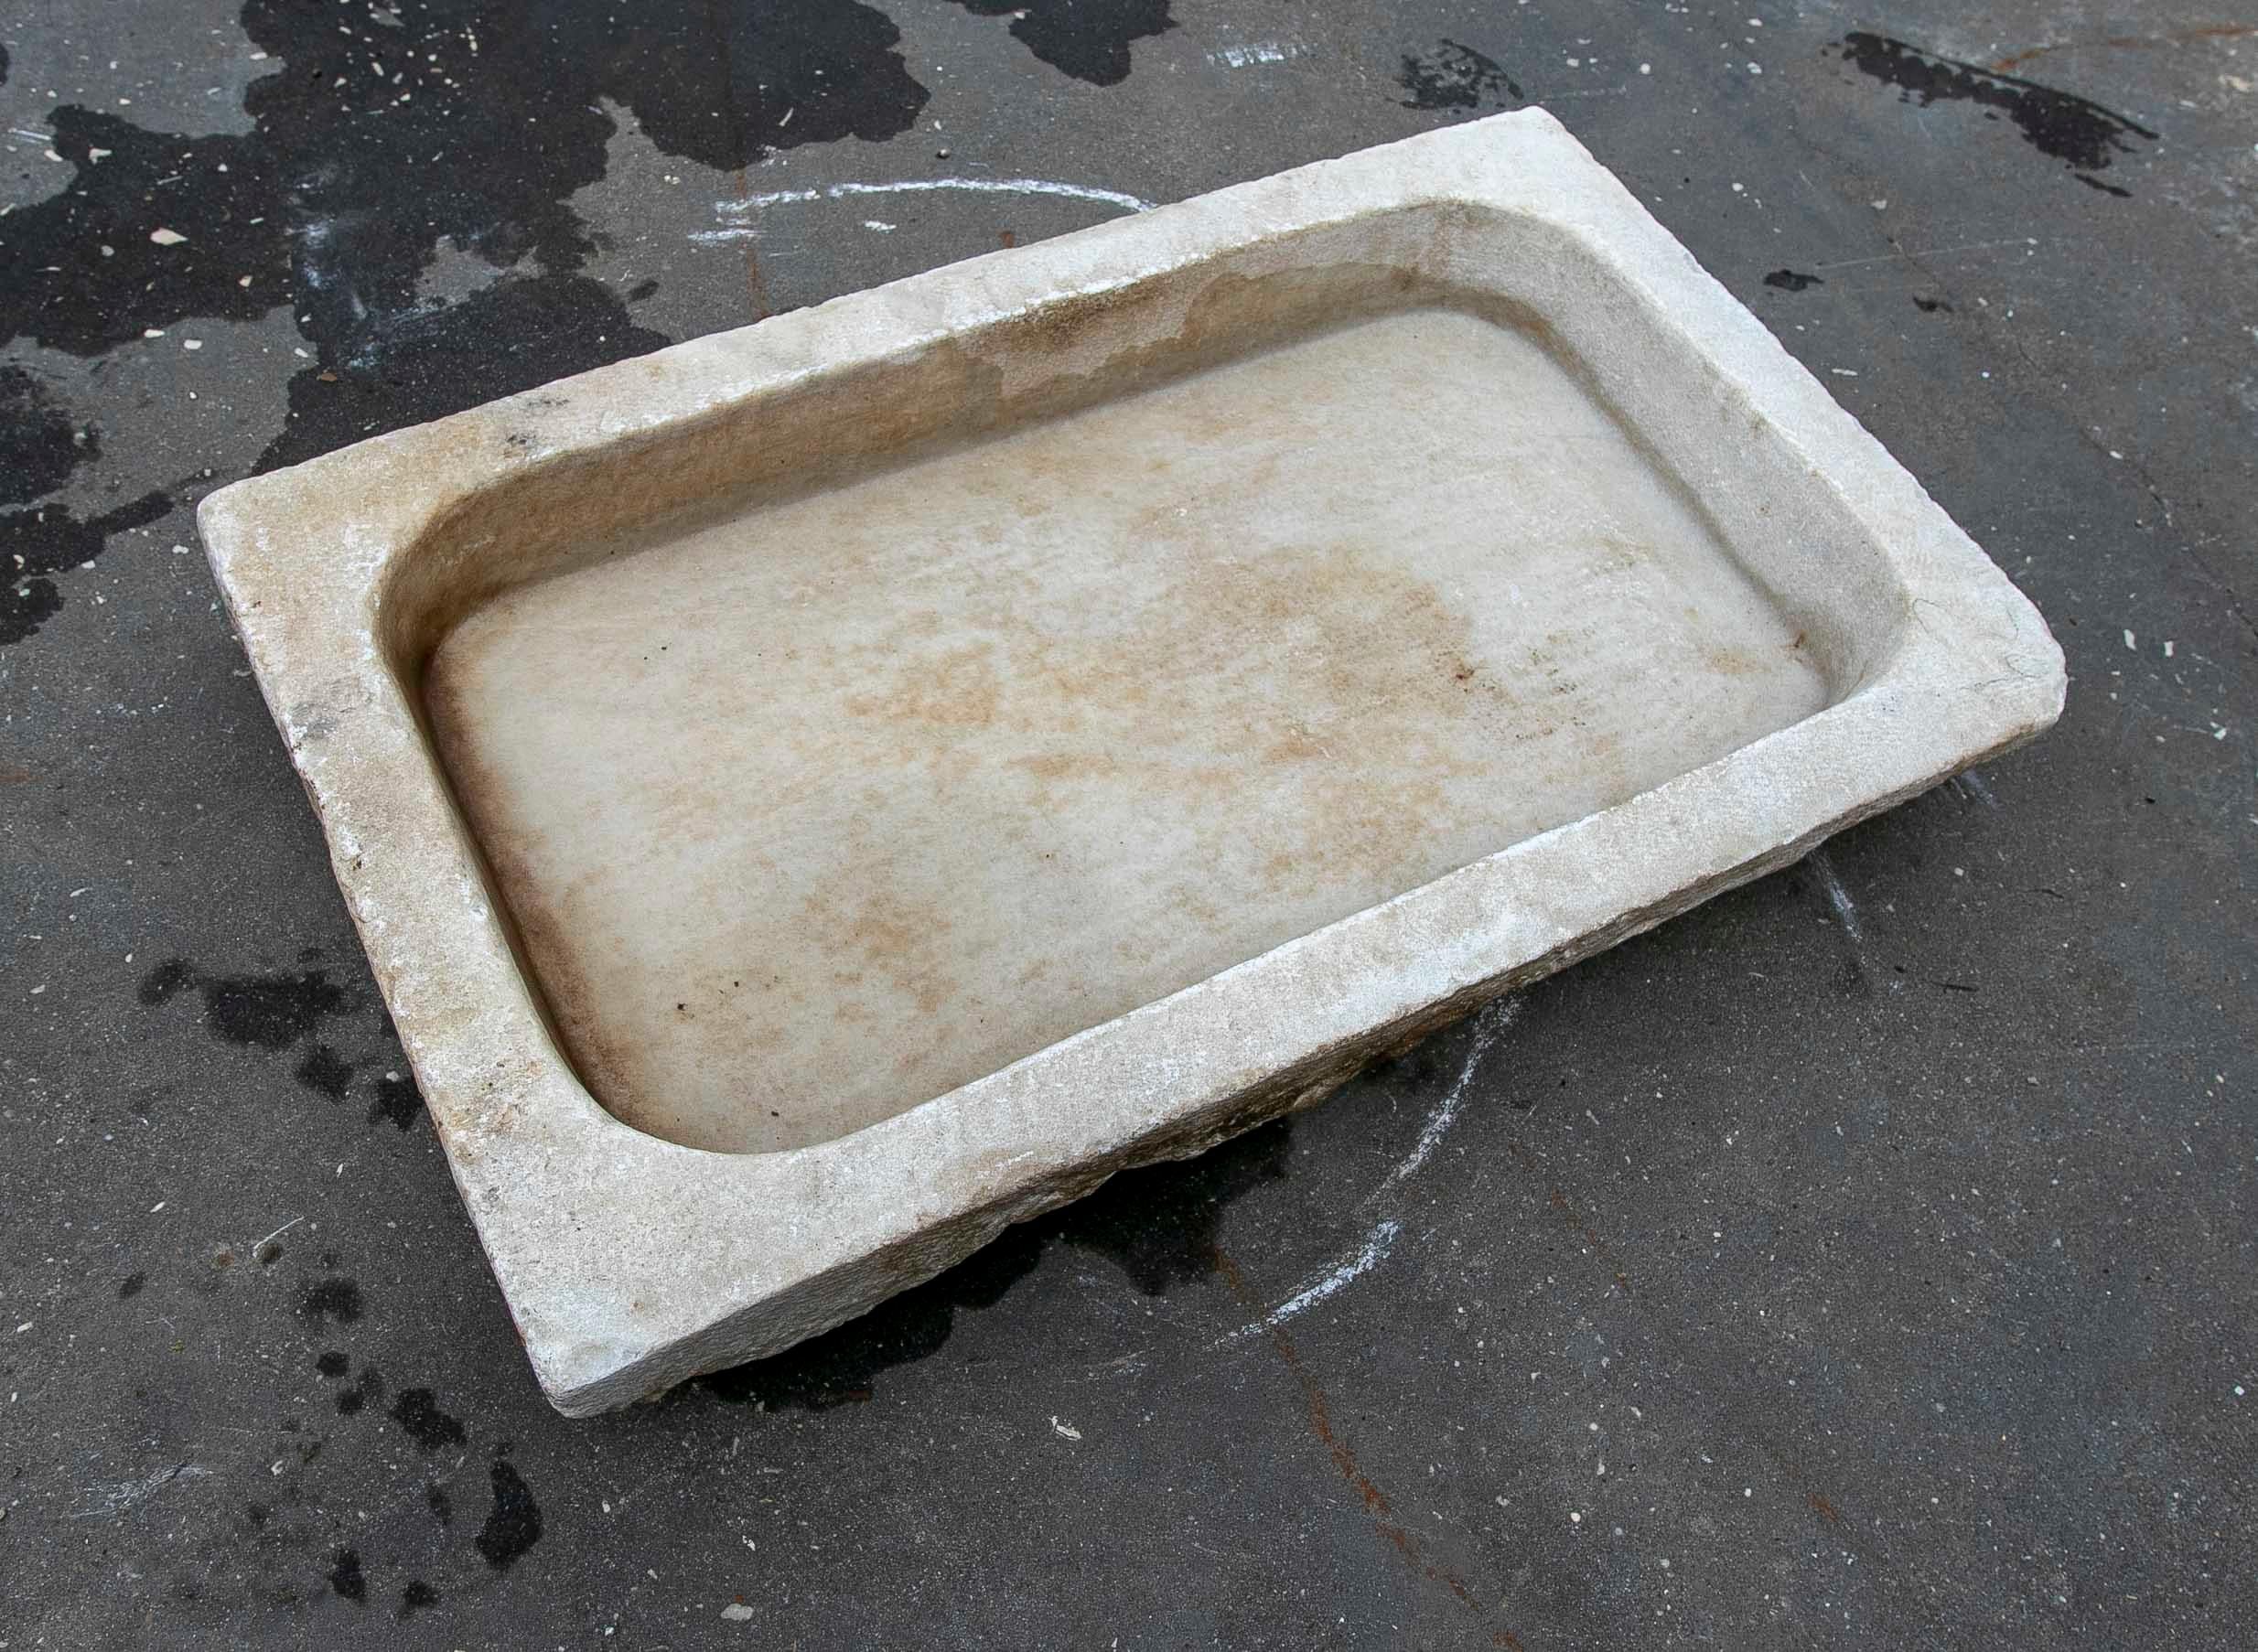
1837 32 2155 191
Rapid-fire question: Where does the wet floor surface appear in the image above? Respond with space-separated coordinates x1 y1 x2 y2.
3 2 2254 1646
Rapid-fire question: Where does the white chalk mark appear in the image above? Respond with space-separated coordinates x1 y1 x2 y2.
71 1462 209 1519
1952 768 1997 807
1259 1219 1401 1332
1210 41 1300 69
1811 849 1863 942
1216 995 1524 1342
1371 993 1521 1202
712 176 1156 220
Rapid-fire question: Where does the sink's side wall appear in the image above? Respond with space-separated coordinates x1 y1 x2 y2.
1429 208 1913 699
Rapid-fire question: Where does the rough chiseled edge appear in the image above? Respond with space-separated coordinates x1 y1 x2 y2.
197 109 2066 1416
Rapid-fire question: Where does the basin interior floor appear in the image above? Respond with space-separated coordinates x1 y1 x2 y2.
427 306 1824 1151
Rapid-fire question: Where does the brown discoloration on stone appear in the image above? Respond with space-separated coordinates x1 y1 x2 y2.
421 299 1827 1153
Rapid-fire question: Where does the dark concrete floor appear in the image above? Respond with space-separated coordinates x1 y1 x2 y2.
4 2 2254 1647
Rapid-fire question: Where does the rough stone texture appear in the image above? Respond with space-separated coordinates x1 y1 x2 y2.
198 113 2060 1415
5 2 2252 1645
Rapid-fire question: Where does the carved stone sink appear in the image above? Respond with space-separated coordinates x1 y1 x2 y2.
199 111 2062 1414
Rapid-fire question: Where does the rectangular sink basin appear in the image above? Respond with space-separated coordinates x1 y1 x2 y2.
199 111 2063 1414
428 302 1830 1155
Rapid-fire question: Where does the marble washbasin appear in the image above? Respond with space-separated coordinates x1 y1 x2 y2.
199 110 2062 1414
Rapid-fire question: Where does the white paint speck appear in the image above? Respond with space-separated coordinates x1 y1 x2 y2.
149 227 187 245
1051 1416 1081 1441
720 1603 755 1622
